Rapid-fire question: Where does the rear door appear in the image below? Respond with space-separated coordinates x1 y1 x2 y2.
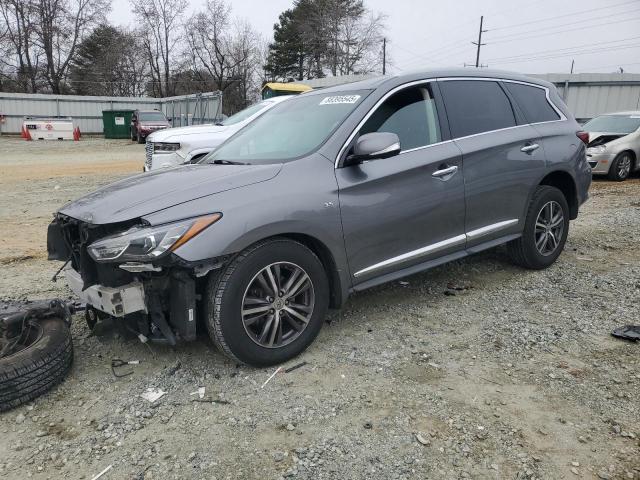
336 82 466 283
438 79 545 248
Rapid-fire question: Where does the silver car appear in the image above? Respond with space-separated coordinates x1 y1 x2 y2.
583 112 640 181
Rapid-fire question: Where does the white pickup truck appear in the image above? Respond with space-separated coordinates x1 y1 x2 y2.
144 96 292 171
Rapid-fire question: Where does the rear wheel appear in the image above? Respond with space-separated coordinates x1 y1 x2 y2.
205 238 329 366
507 185 569 270
137 132 145 144
607 152 633 181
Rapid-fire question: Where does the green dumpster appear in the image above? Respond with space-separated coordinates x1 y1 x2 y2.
102 110 134 139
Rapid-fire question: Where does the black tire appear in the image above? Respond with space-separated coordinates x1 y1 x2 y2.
607 152 633 181
205 238 329 367
131 128 136 142
507 185 569 270
0 318 73 412
137 133 145 144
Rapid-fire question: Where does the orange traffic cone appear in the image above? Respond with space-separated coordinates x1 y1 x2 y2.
77 126 81 139
73 127 79 141
20 125 27 138
24 126 32 141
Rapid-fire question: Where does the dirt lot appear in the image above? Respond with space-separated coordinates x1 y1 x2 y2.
0 137 638 480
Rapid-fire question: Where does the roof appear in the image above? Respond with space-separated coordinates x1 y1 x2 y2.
304 68 556 95
261 82 312 93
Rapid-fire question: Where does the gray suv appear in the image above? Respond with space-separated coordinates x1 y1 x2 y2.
47 69 591 366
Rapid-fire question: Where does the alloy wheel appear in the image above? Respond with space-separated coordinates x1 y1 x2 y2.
617 154 631 179
534 200 565 256
241 262 315 348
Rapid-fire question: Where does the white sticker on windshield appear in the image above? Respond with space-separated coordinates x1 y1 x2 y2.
319 95 361 105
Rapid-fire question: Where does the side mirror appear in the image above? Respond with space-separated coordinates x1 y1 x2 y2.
345 132 401 166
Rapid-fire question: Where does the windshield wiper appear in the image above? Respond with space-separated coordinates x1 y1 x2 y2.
210 159 249 165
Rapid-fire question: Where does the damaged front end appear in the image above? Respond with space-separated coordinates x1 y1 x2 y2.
47 213 225 345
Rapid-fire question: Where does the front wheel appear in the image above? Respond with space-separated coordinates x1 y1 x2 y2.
206 238 329 366
607 152 633 181
507 185 569 270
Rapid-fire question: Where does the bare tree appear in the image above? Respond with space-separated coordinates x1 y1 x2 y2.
132 0 187 97
338 11 385 75
185 0 262 110
0 0 41 92
30 0 110 93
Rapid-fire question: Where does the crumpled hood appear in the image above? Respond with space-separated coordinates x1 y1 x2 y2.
587 131 628 147
58 163 282 225
148 124 235 142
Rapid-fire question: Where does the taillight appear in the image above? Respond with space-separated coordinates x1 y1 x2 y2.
576 131 589 145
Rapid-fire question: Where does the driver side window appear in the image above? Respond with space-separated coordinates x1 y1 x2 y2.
360 84 441 151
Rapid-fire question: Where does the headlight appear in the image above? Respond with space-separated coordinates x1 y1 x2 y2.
587 145 606 154
88 214 222 262
154 142 180 153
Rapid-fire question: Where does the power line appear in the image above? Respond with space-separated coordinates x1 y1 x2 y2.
485 35 640 63
489 13 640 44
489 0 640 31
489 42 640 66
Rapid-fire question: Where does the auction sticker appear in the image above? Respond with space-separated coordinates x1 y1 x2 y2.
320 95 361 105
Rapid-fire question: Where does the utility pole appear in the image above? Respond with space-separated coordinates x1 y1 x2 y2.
471 16 487 68
382 38 387 75
570 59 575 74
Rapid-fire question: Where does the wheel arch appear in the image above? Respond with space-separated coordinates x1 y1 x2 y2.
538 170 579 220
270 233 345 309
215 231 346 309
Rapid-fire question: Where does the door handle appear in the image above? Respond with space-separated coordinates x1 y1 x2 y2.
432 165 458 178
521 143 540 153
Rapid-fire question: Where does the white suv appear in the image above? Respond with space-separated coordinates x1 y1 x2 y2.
144 96 293 171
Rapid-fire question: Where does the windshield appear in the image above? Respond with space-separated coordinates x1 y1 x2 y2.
138 112 167 123
583 115 640 134
204 90 369 164
221 101 271 126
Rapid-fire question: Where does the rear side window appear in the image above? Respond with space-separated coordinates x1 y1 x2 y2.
360 84 441 151
439 80 516 138
504 82 560 124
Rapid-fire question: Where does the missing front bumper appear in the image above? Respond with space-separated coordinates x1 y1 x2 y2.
65 267 146 317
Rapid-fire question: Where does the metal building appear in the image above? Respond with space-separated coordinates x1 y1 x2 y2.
0 91 222 135
531 73 640 122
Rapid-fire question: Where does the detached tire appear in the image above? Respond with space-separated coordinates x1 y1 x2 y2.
206 238 329 367
507 185 569 270
0 318 73 412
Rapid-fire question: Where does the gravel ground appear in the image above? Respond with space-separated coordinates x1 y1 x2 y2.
0 138 639 480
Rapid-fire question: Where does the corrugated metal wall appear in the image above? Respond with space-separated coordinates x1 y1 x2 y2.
0 91 222 135
531 73 640 121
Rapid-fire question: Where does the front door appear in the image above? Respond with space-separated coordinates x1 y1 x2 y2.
335 83 466 283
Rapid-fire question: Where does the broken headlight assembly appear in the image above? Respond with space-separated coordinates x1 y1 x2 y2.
587 145 607 154
153 142 181 153
88 214 221 262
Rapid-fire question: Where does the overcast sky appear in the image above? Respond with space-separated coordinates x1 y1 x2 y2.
109 0 640 75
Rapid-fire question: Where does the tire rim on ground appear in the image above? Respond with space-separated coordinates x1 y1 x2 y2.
0 320 43 359
534 200 565 256
618 155 631 178
241 262 315 348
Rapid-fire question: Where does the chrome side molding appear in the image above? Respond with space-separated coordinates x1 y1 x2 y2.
354 219 519 277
